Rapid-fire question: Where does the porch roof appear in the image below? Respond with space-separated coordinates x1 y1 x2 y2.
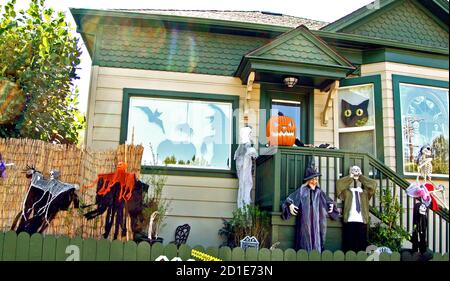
235 25 356 90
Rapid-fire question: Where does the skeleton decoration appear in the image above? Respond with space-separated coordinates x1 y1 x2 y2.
349 165 362 180
0 153 14 178
234 127 258 209
12 166 79 234
416 145 433 182
409 145 448 210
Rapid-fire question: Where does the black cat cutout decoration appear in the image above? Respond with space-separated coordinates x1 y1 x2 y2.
341 99 369 127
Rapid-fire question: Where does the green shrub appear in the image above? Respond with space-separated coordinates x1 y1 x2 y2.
369 188 410 251
219 204 270 248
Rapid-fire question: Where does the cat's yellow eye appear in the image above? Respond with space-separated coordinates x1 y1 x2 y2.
344 110 352 117
356 109 364 116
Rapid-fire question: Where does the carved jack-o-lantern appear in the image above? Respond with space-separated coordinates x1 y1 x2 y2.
266 114 296 146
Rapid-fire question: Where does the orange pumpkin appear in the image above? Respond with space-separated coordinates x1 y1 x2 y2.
266 115 296 146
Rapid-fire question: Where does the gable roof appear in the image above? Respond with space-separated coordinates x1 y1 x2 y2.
236 25 355 87
322 0 449 32
322 0 449 50
245 25 354 69
109 9 327 30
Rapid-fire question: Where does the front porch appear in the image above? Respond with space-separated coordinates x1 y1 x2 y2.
255 146 449 253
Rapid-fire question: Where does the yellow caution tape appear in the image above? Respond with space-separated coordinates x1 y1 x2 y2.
191 249 222 261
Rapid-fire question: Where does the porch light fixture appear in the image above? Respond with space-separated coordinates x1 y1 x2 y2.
283 76 298 88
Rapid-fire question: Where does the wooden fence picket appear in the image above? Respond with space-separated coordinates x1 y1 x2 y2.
123 241 137 261
0 232 4 260
297 249 308 261
218 246 231 261
82 238 97 261
96 238 111 261
309 250 321 261
258 248 271 261
391 252 401 261
379 252 391 261
271 249 283 261
205 246 218 260
178 244 191 261
345 251 356 261
2 231 17 261
333 250 345 261
356 251 368 261
164 243 178 260
283 248 296 261
55 235 70 261
150 242 164 261
69 236 83 261
321 250 333 261
42 235 57 261
110 240 124 261
136 241 151 261
15 232 30 261
231 247 245 261
245 247 257 261
29 233 43 261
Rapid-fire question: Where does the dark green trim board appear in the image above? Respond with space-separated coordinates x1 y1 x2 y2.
392 75 449 178
363 48 449 70
259 84 314 147
339 75 385 162
314 30 449 56
121 88 239 178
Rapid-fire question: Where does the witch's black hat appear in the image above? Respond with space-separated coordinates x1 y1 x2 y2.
303 157 321 181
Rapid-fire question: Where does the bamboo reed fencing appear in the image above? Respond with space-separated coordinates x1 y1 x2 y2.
0 138 143 240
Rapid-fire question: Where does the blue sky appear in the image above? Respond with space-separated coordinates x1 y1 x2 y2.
1 0 375 114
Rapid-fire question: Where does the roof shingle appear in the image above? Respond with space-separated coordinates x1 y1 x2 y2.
110 9 328 30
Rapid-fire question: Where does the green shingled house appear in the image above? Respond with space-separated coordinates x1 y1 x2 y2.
70 0 449 252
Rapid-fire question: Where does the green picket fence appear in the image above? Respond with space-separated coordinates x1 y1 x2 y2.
0 231 448 261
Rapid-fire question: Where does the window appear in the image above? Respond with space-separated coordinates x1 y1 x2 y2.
398 83 449 176
125 94 234 170
338 84 376 155
271 99 301 138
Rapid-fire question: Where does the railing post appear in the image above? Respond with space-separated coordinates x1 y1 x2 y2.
342 154 350 176
273 152 281 213
362 156 370 177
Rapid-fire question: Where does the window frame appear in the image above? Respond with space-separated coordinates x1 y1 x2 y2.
392 75 449 179
339 75 385 162
121 88 239 178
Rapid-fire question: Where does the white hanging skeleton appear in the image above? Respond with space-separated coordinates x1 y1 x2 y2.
413 145 448 210
22 168 79 224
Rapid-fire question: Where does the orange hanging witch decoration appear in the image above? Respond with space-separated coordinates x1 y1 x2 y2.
85 161 136 201
82 160 139 239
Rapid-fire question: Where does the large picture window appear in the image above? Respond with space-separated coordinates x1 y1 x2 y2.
126 96 233 170
399 83 449 176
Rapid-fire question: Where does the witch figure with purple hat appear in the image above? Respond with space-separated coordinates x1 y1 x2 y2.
281 157 339 252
